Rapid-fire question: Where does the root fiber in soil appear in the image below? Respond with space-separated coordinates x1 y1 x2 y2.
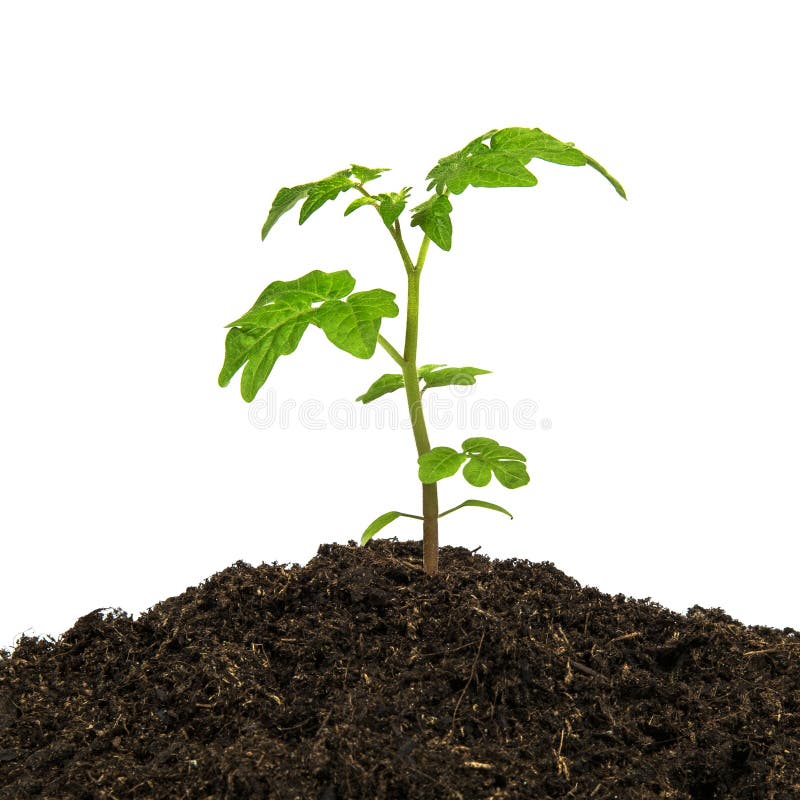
1 539 798 799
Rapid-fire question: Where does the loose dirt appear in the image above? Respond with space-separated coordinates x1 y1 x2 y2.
1 539 798 798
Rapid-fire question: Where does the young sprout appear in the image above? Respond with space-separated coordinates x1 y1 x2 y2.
220 127 625 575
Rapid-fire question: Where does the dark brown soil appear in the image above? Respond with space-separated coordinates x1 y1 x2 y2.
1 540 798 799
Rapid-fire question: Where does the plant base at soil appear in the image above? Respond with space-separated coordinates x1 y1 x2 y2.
1 539 798 799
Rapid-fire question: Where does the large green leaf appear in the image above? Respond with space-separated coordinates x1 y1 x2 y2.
410 194 453 251
220 269 396 401
220 298 313 402
315 289 399 358
422 366 491 389
356 373 405 403
425 127 625 200
418 447 467 483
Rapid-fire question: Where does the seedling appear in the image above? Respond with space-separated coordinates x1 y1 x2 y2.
220 127 625 575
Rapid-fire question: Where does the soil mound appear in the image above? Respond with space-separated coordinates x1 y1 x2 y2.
1 539 798 799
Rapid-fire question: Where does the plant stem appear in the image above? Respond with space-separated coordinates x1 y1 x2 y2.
399 234 439 575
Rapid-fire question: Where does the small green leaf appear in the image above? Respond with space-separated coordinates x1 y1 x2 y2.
360 511 402 545
417 364 446 379
351 164 389 184
440 499 513 519
418 447 467 483
462 436 499 452
356 373 405 403
491 459 530 489
410 194 453 251
422 366 491 389
482 444 527 461
261 183 315 240
344 196 378 216
315 289 399 358
299 172 356 224
376 188 411 228
463 458 492 487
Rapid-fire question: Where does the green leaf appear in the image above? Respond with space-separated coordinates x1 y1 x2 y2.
463 458 492 487
261 183 316 240
220 269 390 402
425 127 625 201
417 363 446 379
418 447 467 483
490 459 530 489
426 130 498 194
422 366 491 389
344 196 378 216
482 444 526 461
248 269 355 309
584 154 627 199
462 436 499 452
315 289 399 359
299 172 356 224
376 188 411 228
440 499 513 519
410 194 453 251
262 166 387 239
221 299 313 402
491 127 587 166
446 152 537 194
351 164 389 184
356 373 405 403
360 511 402 545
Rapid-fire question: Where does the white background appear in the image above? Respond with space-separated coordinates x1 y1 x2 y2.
2 1 798 652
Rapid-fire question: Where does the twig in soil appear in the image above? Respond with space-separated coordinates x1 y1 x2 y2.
450 629 486 735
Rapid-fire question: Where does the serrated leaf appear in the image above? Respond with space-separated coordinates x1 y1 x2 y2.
491 127 587 166
261 183 315 240
299 172 356 224
410 194 452 251
351 164 389 184
315 289 399 359
441 499 513 519
426 130 498 194
418 447 467 483
221 300 313 402
490 459 530 489
344 196 378 216
356 373 405 403
248 269 355 310
463 458 492 487
445 152 537 194
221 269 367 402
422 366 491 389
360 511 402 545
376 188 411 228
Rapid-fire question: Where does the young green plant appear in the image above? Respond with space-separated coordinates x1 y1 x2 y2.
219 127 625 575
